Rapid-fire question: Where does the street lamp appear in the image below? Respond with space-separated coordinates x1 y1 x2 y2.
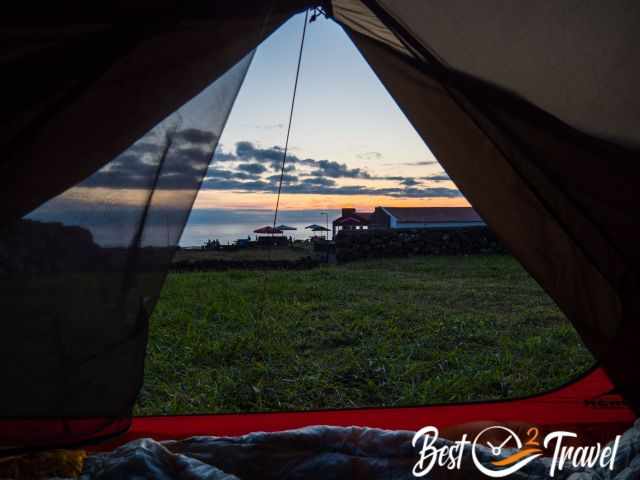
320 212 329 240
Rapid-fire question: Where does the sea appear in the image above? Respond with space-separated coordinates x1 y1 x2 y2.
180 209 342 247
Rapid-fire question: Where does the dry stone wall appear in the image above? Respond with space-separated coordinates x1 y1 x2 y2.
335 227 506 262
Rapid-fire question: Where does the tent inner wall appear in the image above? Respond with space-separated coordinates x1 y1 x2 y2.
0 53 253 447
334 0 640 412
1 0 638 449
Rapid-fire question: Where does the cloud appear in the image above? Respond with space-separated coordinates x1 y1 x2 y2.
213 147 237 162
206 169 262 181
234 141 300 171
398 187 460 198
232 171 261 180
236 141 285 162
128 142 162 154
400 177 419 186
300 177 336 187
206 168 236 179
267 174 299 184
236 163 267 175
233 141 372 178
78 137 461 200
199 177 461 198
229 142 435 183
174 128 216 144
304 159 371 179
387 160 439 166
422 172 451 182
201 178 273 191
356 151 383 160
80 129 217 190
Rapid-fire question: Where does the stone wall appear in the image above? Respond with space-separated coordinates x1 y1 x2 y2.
335 227 505 262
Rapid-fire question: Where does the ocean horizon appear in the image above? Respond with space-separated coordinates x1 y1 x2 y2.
180 208 342 247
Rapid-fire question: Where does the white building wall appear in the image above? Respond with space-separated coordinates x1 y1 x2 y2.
379 208 485 229
392 221 486 229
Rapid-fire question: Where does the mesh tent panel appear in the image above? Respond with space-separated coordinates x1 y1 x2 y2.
0 53 252 446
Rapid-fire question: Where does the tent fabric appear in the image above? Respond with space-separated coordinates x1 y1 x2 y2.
0 52 253 446
1 1 314 224
373 0 640 148
332 0 640 412
0 2 323 448
1 0 639 451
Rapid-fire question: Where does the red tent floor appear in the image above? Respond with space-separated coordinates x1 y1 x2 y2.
100 367 635 449
0 368 634 451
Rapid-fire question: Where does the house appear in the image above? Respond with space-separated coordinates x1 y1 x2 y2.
333 206 485 237
371 206 485 230
332 208 372 238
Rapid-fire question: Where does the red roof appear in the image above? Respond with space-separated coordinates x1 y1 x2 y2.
382 207 483 224
333 211 373 226
336 217 364 226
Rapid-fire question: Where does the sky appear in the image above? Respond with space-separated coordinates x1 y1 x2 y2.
189 12 467 214
27 12 470 247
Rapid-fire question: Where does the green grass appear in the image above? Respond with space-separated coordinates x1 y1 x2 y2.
135 255 594 415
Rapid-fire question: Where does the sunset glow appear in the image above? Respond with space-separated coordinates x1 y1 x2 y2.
184 13 467 218
192 191 470 212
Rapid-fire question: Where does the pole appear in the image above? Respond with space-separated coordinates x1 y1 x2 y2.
321 212 329 240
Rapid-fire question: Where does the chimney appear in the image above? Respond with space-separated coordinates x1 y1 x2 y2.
372 207 386 229
342 208 356 217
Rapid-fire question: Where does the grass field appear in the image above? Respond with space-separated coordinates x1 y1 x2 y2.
135 255 593 415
